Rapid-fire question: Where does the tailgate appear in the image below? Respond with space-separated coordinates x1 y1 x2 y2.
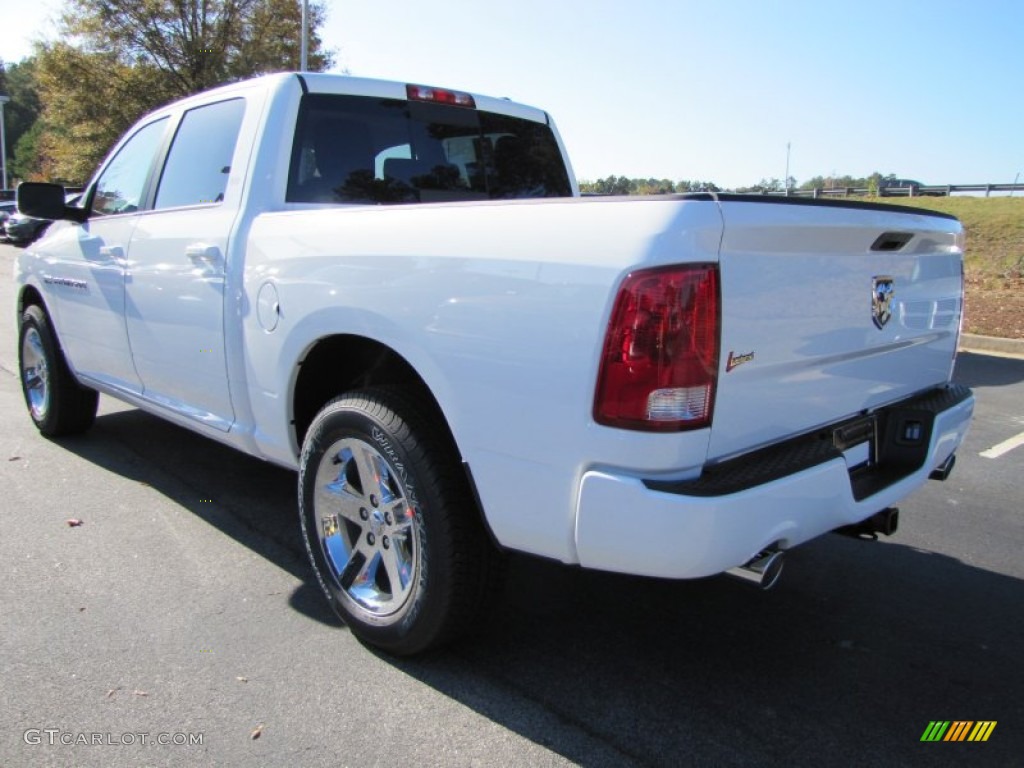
709 197 963 462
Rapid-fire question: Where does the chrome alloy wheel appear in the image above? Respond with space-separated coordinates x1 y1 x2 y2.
313 437 422 622
21 327 50 421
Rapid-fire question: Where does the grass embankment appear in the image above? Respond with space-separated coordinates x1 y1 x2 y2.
864 196 1024 339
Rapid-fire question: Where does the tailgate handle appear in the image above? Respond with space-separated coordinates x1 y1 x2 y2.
870 232 913 252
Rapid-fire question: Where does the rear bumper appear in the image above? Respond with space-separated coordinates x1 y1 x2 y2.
574 385 973 579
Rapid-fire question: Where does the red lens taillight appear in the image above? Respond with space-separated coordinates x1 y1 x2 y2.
594 264 720 431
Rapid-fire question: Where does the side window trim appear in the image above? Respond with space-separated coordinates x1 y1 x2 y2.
140 119 177 213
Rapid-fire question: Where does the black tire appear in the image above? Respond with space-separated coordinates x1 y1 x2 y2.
299 387 501 655
18 305 99 437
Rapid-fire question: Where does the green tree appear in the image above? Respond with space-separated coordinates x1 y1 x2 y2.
633 178 675 195
35 44 175 182
12 121 45 181
737 177 784 193
584 175 634 195
0 57 44 184
64 0 332 93
580 177 721 195
36 0 334 182
676 180 720 193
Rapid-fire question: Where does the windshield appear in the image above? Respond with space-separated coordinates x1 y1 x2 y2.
287 94 571 204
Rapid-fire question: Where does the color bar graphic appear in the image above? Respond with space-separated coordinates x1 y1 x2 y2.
967 722 997 742
921 721 950 741
920 720 996 742
945 721 973 741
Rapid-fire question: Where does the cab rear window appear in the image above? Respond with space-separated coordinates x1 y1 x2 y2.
286 94 571 204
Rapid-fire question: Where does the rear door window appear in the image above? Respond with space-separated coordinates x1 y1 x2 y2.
287 94 571 204
155 98 246 209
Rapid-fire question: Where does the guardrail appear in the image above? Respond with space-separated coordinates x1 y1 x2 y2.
771 183 1024 198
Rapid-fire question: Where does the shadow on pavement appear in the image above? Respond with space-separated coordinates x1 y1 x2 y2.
954 352 1024 388
391 538 1023 767
53 407 341 629
53 403 1022 767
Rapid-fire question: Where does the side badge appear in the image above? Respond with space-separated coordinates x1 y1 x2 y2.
872 276 895 329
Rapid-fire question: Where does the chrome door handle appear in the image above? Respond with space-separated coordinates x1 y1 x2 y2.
98 245 125 260
186 243 221 263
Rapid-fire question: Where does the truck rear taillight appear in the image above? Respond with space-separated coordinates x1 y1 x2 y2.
406 84 476 108
594 264 720 431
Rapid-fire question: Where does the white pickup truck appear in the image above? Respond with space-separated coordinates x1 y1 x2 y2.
15 72 973 654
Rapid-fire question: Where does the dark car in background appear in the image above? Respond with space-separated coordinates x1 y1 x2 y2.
4 211 53 245
0 201 17 240
4 193 82 246
879 178 925 196
878 178 944 197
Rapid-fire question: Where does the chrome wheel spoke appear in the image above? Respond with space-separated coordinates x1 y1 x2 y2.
23 369 43 390
389 534 416 594
376 462 400 506
313 435 421 620
389 500 412 525
21 328 50 419
315 476 366 526
352 444 384 499
323 522 357 581
381 544 406 595
347 544 380 590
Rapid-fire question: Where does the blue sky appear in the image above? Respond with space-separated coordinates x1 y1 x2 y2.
2 0 1022 188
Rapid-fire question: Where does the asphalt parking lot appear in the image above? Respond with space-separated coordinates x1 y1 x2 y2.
1 241 1021 767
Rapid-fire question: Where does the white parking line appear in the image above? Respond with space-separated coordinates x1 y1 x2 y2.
980 431 1024 459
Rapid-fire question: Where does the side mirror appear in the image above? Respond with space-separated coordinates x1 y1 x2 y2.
17 182 86 223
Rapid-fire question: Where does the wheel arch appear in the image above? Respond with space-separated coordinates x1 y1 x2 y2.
292 333 462 464
290 334 500 544
17 284 74 374
17 283 47 317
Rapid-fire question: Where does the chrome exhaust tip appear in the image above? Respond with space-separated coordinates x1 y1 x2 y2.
725 549 784 590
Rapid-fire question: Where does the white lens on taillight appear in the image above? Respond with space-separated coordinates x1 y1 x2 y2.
594 264 720 431
647 386 711 422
